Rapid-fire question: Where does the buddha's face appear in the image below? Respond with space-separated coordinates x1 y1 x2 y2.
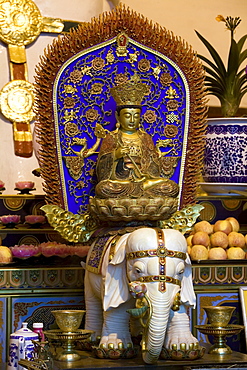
117 107 141 134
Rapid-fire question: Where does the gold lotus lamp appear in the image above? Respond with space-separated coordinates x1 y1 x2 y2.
51 310 85 333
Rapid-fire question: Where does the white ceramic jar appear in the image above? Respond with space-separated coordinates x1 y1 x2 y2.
7 322 39 370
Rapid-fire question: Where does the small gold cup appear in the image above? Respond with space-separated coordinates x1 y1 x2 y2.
51 310 85 333
202 306 235 328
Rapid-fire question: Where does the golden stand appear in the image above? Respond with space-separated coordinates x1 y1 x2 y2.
44 329 93 362
195 325 244 355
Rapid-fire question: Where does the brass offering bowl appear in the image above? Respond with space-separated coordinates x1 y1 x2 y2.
51 310 85 332
202 306 235 327
195 305 243 355
47 310 92 362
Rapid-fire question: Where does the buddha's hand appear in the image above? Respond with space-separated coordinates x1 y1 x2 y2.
115 146 129 159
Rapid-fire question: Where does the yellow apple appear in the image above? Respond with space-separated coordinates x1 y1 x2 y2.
226 217 240 232
227 247 245 260
0 246 13 263
228 232 245 248
210 231 228 249
213 220 232 235
208 247 227 260
194 220 214 235
186 235 194 246
190 245 208 261
192 231 210 247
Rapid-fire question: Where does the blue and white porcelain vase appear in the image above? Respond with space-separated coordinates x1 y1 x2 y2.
7 322 39 370
202 117 247 184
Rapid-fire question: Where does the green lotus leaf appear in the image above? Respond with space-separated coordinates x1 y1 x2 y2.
127 305 148 318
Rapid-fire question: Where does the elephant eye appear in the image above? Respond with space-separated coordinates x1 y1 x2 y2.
133 261 145 276
176 262 185 276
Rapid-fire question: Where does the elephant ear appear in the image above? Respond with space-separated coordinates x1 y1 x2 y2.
102 233 130 311
180 253 196 308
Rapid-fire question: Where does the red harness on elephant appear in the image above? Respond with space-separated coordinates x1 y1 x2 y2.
126 228 187 292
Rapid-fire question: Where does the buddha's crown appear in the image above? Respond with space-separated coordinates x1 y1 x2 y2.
110 74 149 106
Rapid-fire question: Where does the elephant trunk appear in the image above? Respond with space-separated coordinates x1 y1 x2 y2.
141 288 172 364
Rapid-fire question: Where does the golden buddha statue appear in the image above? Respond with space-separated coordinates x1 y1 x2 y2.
43 74 202 231
94 75 179 200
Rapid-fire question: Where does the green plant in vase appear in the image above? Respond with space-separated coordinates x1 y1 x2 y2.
196 15 247 117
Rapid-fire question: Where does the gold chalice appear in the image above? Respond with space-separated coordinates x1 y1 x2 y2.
51 310 85 332
202 306 235 328
195 306 244 355
44 310 94 362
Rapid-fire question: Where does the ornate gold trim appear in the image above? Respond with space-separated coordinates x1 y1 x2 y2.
8 44 26 64
3 197 26 211
0 80 35 122
0 0 42 46
86 235 118 274
126 249 186 260
137 275 181 286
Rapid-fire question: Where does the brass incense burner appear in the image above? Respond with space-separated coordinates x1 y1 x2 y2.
195 306 244 355
44 310 94 362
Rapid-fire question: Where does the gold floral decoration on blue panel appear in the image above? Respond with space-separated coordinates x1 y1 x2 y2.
35 4 208 213
52 32 190 215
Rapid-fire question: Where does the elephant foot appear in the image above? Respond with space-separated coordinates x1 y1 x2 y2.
160 343 205 361
92 344 139 359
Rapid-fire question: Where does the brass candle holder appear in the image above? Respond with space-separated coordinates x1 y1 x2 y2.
195 306 244 355
44 310 94 362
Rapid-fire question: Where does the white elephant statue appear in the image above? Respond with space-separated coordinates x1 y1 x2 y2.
83 227 202 364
